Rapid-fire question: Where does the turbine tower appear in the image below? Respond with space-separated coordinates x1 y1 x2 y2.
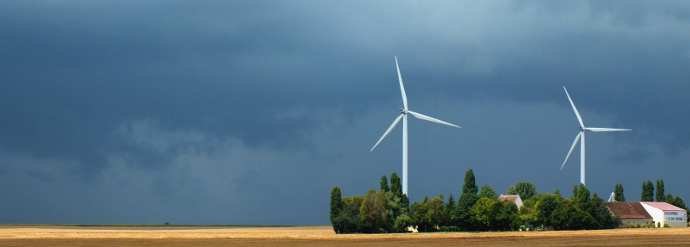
560 86 631 186
370 57 461 195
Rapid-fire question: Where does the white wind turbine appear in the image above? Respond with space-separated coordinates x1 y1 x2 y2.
370 57 461 195
560 86 631 186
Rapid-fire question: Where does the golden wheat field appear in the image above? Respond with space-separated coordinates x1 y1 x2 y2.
1 226 690 247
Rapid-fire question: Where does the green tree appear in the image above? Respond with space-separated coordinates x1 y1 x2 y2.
588 193 618 229
470 197 499 230
393 214 414 232
359 190 389 233
455 169 479 229
641 180 654 201
334 196 364 233
330 187 344 232
463 169 478 195
390 173 402 196
655 179 665 202
507 182 537 201
551 201 596 230
425 196 447 231
614 184 625 202
444 195 456 226
411 197 446 232
380 176 389 192
479 185 498 199
665 194 688 211
533 193 564 228
495 201 519 230
401 194 410 214
572 184 591 209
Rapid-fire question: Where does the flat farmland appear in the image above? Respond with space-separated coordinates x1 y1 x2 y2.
1 226 690 247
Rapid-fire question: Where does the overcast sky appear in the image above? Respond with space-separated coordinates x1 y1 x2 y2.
1 1 689 225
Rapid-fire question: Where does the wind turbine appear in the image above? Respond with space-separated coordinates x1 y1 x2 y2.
370 57 461 195
560 86 631 186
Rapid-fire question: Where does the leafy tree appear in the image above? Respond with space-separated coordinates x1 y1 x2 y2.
425 196 446 231
471 197 499 230
411 196 446 232
515 197 539 230
401 194 410 214
446 195 456 213
393 214 414 232
384 190 402 228
572 184 591 209
479 185 498 199
507 182 537 201
551 202 595 230
665 194 688 211
380 176 390 192
334 196 364 233
614 184 625 202
444 195 456 226
463 169 478 195
588 193 619 229
656 179 665 202
533 193 564 228
495 202 519 230
641 180 654 201
455 169 479 229
330 187 344 232
359 190 389 233
390 173 403 197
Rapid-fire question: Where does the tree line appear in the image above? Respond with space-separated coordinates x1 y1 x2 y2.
612 179 687 210
330 169 622 234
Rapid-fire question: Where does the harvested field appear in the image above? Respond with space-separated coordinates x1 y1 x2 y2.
1 226 690 246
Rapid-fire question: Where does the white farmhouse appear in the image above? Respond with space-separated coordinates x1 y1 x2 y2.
640 202 687 228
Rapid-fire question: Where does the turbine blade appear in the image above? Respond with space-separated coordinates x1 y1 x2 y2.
563 86 585 129
408 110 461 128
561 131 582 170
395 56 409 110
586 127 632 132
370 114 404 151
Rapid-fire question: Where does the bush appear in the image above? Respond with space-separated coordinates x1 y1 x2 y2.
393 214 414 232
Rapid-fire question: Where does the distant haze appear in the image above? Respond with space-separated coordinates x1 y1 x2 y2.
0 1 689 225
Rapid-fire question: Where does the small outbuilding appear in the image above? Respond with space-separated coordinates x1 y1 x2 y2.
498 194 524 209
606 202 653 227
641 202 688 228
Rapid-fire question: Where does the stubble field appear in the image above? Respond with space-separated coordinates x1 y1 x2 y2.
1 226 690 247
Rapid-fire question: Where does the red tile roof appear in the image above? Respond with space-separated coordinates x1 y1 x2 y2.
606 202 652 219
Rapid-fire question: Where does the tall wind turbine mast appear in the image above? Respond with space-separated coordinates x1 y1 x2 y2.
370 57 461 195
560 86 631 186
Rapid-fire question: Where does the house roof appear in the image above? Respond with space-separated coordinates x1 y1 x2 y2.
606 202 652 219
642 202 686 211
498 194 522 204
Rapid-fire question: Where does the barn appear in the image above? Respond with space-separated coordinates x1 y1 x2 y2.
606 202 653 227
640 202 688 228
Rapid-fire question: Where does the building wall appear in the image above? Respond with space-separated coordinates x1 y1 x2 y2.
664 211 687 227
620 218 654 228
641 203 666 227
640 203 688 228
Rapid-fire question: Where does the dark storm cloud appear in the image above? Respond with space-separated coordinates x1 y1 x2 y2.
0 1 689 224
